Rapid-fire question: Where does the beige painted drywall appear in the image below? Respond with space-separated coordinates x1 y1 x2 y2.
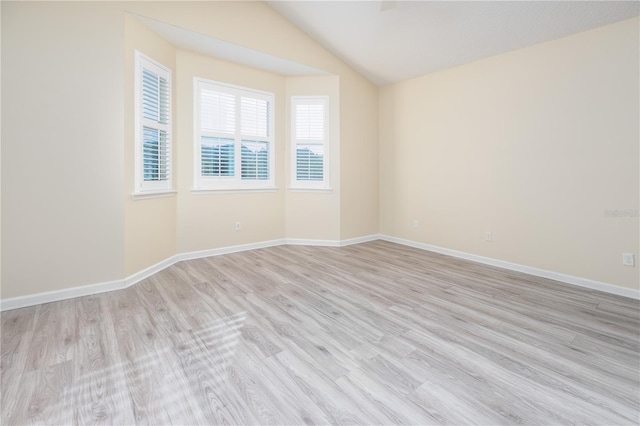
125 0 378 252
340 74 379 240
1 2 126 299
125 0 380 242
175 51 286 253
2 1 379 300
285 76 341 241
13 1 634 299
0 1 3 290
124 14 177 276
125 1 352 77
379 17 640 290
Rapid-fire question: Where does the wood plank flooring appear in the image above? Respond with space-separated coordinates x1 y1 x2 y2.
1 241 639 425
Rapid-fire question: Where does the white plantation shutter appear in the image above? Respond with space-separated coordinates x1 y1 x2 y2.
240 96 270 181
201 90 235 134
241 97 269 137
135 52 172 194
143 128 169 181
241 140 269 180
142 69 161 121
296 144 324 181
201 136 235 177
295 104 324 140
195 78 274 190
291 97 329 188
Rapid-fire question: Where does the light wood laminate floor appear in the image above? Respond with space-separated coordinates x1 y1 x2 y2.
2 241 639 425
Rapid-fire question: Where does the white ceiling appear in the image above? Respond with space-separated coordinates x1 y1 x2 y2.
267 1 640 86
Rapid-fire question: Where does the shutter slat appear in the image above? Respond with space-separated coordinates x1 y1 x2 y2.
201 89 236 133
241 97 269 137
142 126 170 182
142 69 160 122
296 144 324 181
295 104 324 140
201 136 235 177
241 140 269 180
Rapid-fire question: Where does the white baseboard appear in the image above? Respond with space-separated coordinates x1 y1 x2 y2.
0 278 127 312
3 233 636 311
379 235 640 300
176 239 287 262
0 235 380 311
124 255 178 288
284 235 381 247
338 234 382 246
284 238 341 247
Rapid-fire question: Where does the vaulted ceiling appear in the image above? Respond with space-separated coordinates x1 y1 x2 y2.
267 1 640 86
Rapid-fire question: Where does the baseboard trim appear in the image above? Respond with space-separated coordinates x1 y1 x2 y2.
284 238 341 247
124 255 178 288
338 234 382 246
0 278 127 312
3 233 636 311
176 239 287 262
283 235 381 247
0 235 380 311
379 235 640 300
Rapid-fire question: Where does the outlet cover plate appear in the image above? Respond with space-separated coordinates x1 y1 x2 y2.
623 253 635 267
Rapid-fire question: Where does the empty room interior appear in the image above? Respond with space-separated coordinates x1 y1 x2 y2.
1 0 639 424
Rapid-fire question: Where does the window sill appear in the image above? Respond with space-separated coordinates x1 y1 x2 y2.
131 190 177 200
191 187 278 195
288 187 333 193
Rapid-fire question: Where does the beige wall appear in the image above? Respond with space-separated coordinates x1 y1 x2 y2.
128 0 381 243
125 1 353 78
175 51 286 253
340 74 379 240
128 0 378 252
124 14 177 276
2 2 126 298
2 1 379 300
1 1 3 289
379 17 639 290
4 0 634 300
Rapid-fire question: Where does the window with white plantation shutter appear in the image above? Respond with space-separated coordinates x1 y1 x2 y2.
134 52 172 195
291 96 329 189
194 78 274 191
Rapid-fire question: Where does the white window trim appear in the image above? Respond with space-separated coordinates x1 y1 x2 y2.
193 78 276 191
131 190 177 200
191 188 278 195
290 96 330 190
133 51 173 196
287 187 332 193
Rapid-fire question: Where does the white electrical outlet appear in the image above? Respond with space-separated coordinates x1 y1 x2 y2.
485 231 492 242
413 219 419 229
623 253 635 267
235 221 241 231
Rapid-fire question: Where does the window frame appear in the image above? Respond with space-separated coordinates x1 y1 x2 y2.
193 78 276 192
290 96 330 190
134 51 173 196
